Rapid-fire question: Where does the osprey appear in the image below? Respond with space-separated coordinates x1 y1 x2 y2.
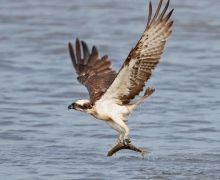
68 0 173 156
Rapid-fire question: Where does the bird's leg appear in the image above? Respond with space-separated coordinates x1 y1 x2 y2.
113 118 131 145
121 119 131 145
121 131 131 145
118 132 131 145
117 133 123 143
106 121 125 144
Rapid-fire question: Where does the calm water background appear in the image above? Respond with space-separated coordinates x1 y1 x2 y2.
0 0 220 179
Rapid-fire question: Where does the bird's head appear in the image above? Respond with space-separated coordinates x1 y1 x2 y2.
68 99 92 112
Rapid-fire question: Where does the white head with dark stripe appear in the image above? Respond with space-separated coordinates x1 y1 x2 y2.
68 99 92 112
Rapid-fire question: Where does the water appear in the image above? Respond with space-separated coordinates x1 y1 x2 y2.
0 0 220 179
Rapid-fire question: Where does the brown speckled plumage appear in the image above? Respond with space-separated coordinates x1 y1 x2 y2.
68 39 117 104
69 0 173 106
105 0 174 104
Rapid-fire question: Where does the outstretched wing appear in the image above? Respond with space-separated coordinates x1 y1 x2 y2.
68 38 117 104
101 0 174 104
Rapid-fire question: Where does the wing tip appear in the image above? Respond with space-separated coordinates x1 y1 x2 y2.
68 42 73 49
147 0 173 27
76 37 80 42
81 40 90 62
147 1 153 26
101 54 109 61
92 46 98 55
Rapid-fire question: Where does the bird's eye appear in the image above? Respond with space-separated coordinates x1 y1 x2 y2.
78 105 83 109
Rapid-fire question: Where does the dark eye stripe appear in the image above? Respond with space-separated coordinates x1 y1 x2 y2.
83 103 92 109
79 105 84 109
76 103 92 109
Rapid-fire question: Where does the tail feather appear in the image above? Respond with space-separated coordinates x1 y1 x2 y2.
136 87 155 106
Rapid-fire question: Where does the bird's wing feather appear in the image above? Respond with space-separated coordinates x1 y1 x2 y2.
68 39 117 104
100 0 174 104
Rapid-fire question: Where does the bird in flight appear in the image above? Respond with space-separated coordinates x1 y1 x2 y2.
68 0 174 156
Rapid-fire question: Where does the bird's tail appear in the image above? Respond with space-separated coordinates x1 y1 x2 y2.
135 87 155 106
126 87 155 112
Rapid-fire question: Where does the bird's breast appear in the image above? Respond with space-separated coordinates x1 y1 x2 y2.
90 109 112 122
93 99 130 121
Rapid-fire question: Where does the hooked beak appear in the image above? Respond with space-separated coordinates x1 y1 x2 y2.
68 103 75 110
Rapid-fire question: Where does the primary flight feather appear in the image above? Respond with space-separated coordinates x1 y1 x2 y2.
68 0 174 156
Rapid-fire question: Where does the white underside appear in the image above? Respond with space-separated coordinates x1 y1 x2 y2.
89 99 135 142
83 90 151 143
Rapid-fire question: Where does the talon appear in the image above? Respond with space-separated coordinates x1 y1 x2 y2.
123 138 131 145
